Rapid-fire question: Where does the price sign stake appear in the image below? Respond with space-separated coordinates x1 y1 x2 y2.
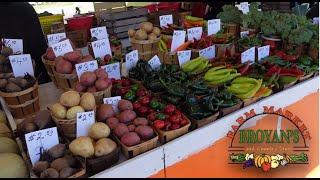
75 60 98 79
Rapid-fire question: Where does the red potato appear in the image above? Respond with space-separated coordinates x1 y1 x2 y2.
46 47 56 60
127 124 136 132
104 78 112 87
97 104 115 121
80 72 97 86
87 86 97 93
118 110 136 124
79 55 94 63
118 99 133 111
121 132 141 146
64 51 82 62
106 117 119 130
95 79 109 91
114 123 129 138
55 58 73 74
75 82 87 92
133 117 148 126
135 125 154 140
95 68 108 79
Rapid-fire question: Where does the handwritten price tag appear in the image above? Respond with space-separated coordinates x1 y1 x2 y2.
3 39 23 54
92 38 112 59
241 47 255 64
240 31 249 38
103 96 121 113
102 62 121 80
125 50 139 71
171 30 186 52
51 39 73 57
313 17 319 25
159 14 173 28
47 32 66 46
199 45 215 60
90 26 108 40
25 127 59 165
75 60 98 79
208 19 221 36
258 45 270 62
187 27 203 41
9 54 34 77
76 111 95 138
177 50 191 67
148 55 162 71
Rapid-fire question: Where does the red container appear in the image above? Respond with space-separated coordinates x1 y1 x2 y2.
145 4 158 13
158 2 180 11
66 15 94 40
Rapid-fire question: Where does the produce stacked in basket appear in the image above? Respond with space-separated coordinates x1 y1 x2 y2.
182 15 207 30
158 37 192 53
161 24 183 36
0 73 36 93
0 46 14 74
181 56 210 74
128 22 161 41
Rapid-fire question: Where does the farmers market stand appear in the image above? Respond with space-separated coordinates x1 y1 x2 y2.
2 76 317 178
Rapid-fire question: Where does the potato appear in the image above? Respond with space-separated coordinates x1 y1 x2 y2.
40 168 59 178
134 29 148 40
55 58 73 74
140 22 153 33
60 91 81 107
80 92 95 111
50 158 70 172
97 104 115 122
6 82 21 92
94 138 117 157
46 47 56 60
121 132 141 147
47 144 66 159
118 100 133 111
75 82 87 93
114 123 129 139
118 110 136 124
135 125 154 140
95 68 108 79
152 27 161 36
128 29 136 38
64 51 82 62
80 72 97 86
89 122 110 140
133 117 148 126
0 137 19 154
148 33 157 41
0 79 7 88
59 167 75 178
106 117 119 130
66 106 84 119
87 86 97 93
127 124 136 132
69 136 94 158
32 161 49 177
51 103 67 119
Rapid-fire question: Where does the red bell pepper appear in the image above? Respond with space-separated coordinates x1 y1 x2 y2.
154 120 165 130
164 104 176 115
133 102 142 111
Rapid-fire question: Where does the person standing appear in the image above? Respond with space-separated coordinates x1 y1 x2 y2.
204 1 235 20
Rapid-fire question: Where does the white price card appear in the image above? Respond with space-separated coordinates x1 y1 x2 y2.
3 38 23 54
76 111 95 138
313 17 319 25
241 47 255 64
103 96 121 113
92 38 112 59
159 14 173 28
47 32 66 46
171 30 186 52
75 60 98 79
90 26 108 40
148 55 162 71
258 45 270 62
9 54 34 77
102 62 121 80
125 50 139 71
51 39 73 57
25 127 59 165
199 45 215 60
177 50 191 67
240 2 249 14
208 19 221 36
240 31 249 38
187 27 203 41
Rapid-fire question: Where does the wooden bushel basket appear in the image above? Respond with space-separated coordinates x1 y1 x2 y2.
190 111 220 129
53 70 78 92
158 50 179 65
80 85 112 105
51 115 77 140
41 55 58 87
130 37 160 61
0 83 40 119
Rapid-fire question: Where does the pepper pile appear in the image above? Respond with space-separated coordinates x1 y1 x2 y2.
181 56 209 74
227 77 267 100
189 36 213 49
128 60 154 81
296 55 319 75
204 66 241 86
161 24 183 35
111 78 149 101
183 15 206 29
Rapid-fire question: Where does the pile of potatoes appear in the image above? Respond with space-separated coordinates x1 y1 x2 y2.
0 73 36 93
0 47 14 74
75 68 112 93
98 99 156 147
32 144 82 178
51 91 96 120
69 122 117 159
128 22 161 41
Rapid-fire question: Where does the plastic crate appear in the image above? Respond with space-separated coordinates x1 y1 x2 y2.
39 15 64 35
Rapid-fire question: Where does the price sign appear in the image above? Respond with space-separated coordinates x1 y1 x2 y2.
103 96 121 113
90 26 108 40
258 45 270 62
208 19 221 36
199 45 215 60
159 14 173 28
177 50 191 67
92 38 112 59
313 17 319 25
51 39 73 57
9 54 34 77
75 60 98 79
47 32 66 46
241 47 255 64
148 55 162 71
125 50 139 71
187 27 203 41
76 111 95 138
240 31 250 38
171 30 186 52
102 62 121 80
25 127 59 165
3 39 23 54
240 2 249 14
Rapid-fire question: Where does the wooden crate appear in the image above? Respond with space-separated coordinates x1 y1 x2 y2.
100 7 148 22
147 9 180 27
94 2 126 12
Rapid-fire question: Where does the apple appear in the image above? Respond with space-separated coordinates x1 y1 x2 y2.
261 162 271 172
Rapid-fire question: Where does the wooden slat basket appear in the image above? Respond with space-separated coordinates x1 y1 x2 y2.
190 111 220 130
52 70 78 92
130 37 160 61
41 55 58 87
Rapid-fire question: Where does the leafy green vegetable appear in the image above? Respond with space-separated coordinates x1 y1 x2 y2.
241 2 263 29
217 5 242 24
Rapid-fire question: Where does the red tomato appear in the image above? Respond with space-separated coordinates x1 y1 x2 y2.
154 120 165 130
147 112 156 121
139 96 150 106
169 115 180 124
133 102 142 111
164 104 176 115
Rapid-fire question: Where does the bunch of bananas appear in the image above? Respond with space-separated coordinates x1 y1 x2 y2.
227 77 262 100
204 66 240 86
181 56 209 74
158 39 168 52
254 154 272 168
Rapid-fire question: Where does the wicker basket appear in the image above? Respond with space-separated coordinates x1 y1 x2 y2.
51 115 76 140
220 102 243 117
39 15 64 36
53 70 78 92
190 111 220 129
215 43 236 59
222 23 240 38
41 55 58 87
80 85 112 105
243 97 259 107
130 37 160 61
0 83 40 119
158 50 179 64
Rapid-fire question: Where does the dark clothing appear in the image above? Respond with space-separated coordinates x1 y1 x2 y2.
191 2 207 18
307 2 319 19
204 1 235 20
0 2 50 84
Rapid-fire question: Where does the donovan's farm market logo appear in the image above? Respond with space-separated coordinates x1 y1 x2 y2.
227 106 311 172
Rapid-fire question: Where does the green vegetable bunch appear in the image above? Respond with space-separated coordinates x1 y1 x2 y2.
241 2 263 29
308 24 319 49
217 5 242 24
238 35 262 48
